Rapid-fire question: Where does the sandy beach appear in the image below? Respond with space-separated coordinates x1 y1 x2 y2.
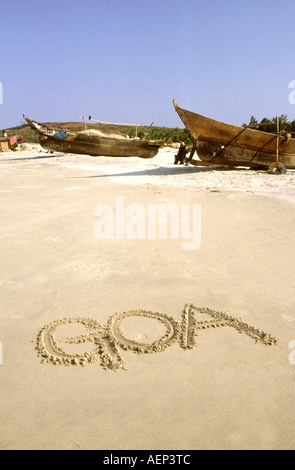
1 146 295 450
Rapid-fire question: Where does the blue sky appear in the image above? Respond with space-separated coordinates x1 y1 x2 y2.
1 0 295 130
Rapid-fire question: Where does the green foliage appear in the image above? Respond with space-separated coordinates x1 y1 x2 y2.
243 114 295 133
6 126 36 142
130 125 194 144
249 116 259 127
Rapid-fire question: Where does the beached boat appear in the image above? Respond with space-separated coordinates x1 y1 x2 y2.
0 135 19 151
173 100 295 171
23 115 163 158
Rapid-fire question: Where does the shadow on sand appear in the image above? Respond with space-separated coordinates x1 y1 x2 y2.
0 154 62 162
71 164 246 179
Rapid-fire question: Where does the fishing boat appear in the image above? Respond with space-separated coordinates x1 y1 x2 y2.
0 135 19 151
173 100 295 171
23 115 163 158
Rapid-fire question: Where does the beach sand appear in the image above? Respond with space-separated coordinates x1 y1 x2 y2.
0 146 295 450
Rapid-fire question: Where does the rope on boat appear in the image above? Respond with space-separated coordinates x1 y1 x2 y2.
90 119 140 126
81 115 140 126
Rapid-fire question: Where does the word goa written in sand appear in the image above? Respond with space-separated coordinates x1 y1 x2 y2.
36 304 277 371
289 80 295 104
93 196 201 251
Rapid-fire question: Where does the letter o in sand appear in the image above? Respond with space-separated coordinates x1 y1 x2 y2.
108 310 180 354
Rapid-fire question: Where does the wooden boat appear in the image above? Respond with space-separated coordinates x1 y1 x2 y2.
0 135 19 151
173 100 295 171
23 115 163 158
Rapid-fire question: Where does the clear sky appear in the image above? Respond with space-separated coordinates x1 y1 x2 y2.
1 0 295 130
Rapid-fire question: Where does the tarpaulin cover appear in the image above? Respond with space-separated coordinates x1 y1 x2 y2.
54 131 69 140
9 135 17 145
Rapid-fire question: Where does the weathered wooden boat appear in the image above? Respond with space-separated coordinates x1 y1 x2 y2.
173 100 295 171
0 135 19 151
23 115 163 158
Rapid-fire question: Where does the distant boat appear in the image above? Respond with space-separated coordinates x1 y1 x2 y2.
0 134 19 151
23 115 163 158
173 100 295 171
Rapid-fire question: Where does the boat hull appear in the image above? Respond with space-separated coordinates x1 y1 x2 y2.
0 135 19 150
173 100 295 169
39 135 160 158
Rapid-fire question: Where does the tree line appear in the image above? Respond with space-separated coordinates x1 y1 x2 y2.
126 125 194 144
243 114 295 133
